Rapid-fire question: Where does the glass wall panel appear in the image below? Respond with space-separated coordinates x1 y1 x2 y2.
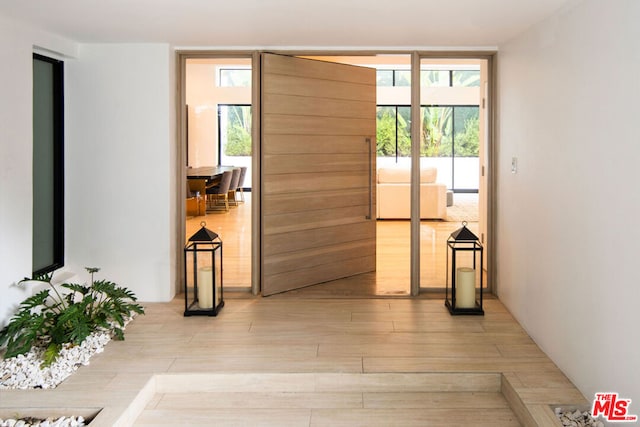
420 106 453 188
452 70 480 87
219 68 252 87
419 59 483 291
452 106 480 190
376 70 393 87
420 69 450 87
376 106 411 162
395 70 411 86
375 69 411 87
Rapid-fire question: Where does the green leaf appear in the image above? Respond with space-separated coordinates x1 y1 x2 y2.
41 343 61 368
1 269 144 364
0 294 50 358
61 282 90 295
112 327 125 341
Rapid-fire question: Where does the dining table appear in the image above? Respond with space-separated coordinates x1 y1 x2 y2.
186 165 237 216
187 165 236 181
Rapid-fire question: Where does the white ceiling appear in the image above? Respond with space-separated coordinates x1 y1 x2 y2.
0 0 575 47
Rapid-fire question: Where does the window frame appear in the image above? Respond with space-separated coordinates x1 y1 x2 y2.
32 53 65 277
218 68 252 87
376 104 411 162
420 104 480 192
376 69 411 87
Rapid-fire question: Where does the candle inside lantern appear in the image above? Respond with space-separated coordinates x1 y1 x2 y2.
197 266 214 309
456 267 476 309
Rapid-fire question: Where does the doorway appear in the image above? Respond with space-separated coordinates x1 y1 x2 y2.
178 52 492 297
183 56 253 292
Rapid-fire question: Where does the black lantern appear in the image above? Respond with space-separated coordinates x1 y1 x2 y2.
445 221 484 315
184 221 224 316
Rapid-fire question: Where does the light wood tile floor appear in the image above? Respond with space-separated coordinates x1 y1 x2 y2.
1 294 588 426
0 196 583 426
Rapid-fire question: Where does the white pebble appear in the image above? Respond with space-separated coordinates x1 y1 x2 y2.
0 317 134 390
555 407 604 427
0 417 85 427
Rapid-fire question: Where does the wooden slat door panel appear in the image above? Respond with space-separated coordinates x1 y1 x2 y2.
263 135 373 154
263 188 369 215
261 54 376 295
263 93 373 118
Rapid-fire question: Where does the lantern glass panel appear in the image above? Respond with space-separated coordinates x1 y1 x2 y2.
214 245 222 308
445 223 484 315
185 243 215 310
185 246 196 309
184 241 223 314
196 244 215 309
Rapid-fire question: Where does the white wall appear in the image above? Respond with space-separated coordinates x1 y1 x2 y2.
66 44 177 302
0 15 78 324
0 23 178 324
497 0 640 402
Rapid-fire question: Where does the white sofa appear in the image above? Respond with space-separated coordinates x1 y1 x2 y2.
376 166 447 219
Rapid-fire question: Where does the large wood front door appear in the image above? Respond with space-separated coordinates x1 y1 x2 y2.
261 54 377 295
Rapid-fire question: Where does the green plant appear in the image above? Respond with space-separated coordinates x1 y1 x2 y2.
421 106 452 157
0 267 144 367
23 271 54 283
376 106 412 157
224 105 252 156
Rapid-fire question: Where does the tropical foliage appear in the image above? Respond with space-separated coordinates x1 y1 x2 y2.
224 106 252 156
376 106 411 157
0 268 144 367
421 106 480 157
377 106 479 158
421 106 452 157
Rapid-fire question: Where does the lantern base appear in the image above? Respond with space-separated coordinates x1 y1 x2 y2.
184 300 225 317
445 299 484 316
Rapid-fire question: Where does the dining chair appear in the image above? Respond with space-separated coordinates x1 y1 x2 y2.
235 166 247 204
227 167 241 206
205 170 233 212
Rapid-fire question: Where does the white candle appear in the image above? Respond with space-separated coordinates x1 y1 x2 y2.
197 266 214 309
456 267 476 309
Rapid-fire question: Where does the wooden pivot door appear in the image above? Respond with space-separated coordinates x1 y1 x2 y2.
261 53 377 296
